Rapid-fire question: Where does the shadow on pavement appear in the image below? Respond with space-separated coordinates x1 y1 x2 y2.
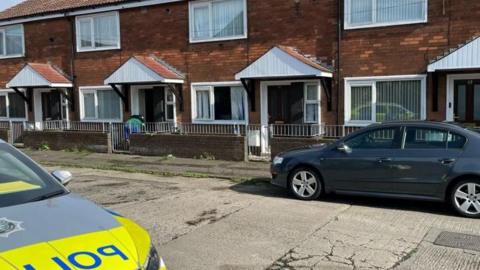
230 179 456 217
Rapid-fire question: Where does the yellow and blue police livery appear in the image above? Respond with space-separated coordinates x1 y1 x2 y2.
0 141 166 270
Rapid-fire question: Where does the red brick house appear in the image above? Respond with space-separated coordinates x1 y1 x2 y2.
0 0 478 157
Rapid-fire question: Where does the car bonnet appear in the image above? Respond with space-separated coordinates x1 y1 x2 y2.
0 194 142 269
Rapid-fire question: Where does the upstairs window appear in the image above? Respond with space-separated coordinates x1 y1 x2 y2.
189 0 247 43
76 12 120 52
0 24 24 58
345 0 428 29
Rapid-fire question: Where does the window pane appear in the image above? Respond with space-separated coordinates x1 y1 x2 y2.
474 85 480 121
193 6 210 40
0 32 3 55
5 25 23 56
350 0 373 25
166 105 174 120
305 104 318 123
376 80 421 122
448 133 466 149
83 93 96 119
94 14 119 48
345 128 399 149
79 19 92 48
377 0 426 23
196 90 210 119
351 86 372 121
455 84 467 121
405 128 447 149
212 0 245 38
230 86 245 121
306 85 318 100
214 86 232 120
166 90 174 102
8 93 25 118
0 96 6 117
97 90 121 119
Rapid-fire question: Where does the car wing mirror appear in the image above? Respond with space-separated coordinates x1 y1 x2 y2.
337 143 352 154
51 170 73 186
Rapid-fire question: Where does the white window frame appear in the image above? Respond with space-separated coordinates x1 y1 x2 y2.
344 0 428 30
304 83 321 124
79 86 123 122
75 11 121 52
0 89 27 121
191 81 248 124
0 24 25 59
344 75 427 126
189 0 248 43
165 88 176 122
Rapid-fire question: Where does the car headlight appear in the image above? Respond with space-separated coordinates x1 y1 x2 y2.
273 156 284 165
144 246 161 270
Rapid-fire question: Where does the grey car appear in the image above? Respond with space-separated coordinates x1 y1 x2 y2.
271 121 480 218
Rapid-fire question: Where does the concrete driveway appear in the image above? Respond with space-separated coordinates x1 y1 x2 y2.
54 166 480 270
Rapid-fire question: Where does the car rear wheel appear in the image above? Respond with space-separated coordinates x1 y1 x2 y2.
451 180 480 218
289 167 322 200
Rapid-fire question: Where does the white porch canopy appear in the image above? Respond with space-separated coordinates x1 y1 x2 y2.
235 46 333 80
6 64 72 88
428 37 480 72
105 56 184 85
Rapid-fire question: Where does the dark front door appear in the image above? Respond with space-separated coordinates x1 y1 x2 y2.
41 91 62 121
268 83 303 124
454 80 480 124
144 87 165 122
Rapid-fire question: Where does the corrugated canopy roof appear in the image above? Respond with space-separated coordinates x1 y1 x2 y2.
235 46 333 80
428 36 480 72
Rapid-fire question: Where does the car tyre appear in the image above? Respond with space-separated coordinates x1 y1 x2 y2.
289 167 322 200
450 179 480 218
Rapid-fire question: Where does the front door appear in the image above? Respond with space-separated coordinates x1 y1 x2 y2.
41 91 62 121
454 80 480 125
143 87 166 122
267 83 303 124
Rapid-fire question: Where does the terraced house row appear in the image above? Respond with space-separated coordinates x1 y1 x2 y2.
0 0 479 160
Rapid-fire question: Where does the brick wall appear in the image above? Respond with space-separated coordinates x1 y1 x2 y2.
130 134 246 161
23 131 109 153
271 137 334 158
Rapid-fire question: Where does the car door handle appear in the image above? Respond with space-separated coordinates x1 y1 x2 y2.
377 157 393 163
439 158 456 165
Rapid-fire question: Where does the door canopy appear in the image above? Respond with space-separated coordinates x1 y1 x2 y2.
105 56 185 85
235 46 333 80
6 63 72 88
428 36 480 72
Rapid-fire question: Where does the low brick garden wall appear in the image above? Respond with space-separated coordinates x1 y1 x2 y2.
23 131 110 153
130 134 246 161
271 137 335 158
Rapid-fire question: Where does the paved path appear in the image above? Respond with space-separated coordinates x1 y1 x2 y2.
46 166 480 270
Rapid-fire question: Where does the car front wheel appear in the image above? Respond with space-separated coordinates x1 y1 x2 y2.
289 167 322 200
451 180 480 218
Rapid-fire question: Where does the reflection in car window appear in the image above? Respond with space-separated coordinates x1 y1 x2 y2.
447 133 466 149
405 128 447 149
345 128 400 149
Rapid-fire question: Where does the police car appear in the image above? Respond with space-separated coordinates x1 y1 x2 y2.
0 141 166 270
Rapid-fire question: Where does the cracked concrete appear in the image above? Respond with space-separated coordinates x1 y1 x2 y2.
47 166 480 270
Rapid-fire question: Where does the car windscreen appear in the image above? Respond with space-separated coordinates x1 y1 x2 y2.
0 144 66 208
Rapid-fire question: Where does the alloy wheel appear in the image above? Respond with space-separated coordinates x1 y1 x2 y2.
291 171 318 198
454 183 480 215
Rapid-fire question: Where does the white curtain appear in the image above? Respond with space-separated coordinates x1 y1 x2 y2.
377 0 426 23
212 0 244 38
5 25 23 55
196 90 210 119
193 5 210 40
94 14 118 48
79 19 92 48
97 90 121 120
350 0 373 24
83 93 96 119
376 80 421 121
230 86 245 121
351 86 372 121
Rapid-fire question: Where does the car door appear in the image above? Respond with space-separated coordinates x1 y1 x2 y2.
320 126 403 193
386 126 466 197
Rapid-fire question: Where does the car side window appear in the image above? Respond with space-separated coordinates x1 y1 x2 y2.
404 127 447 149
447 132 467 149
345 127 401 149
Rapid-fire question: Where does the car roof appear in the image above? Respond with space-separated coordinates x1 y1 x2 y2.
372 121 467 131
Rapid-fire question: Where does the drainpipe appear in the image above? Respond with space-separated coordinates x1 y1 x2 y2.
68 16 77 116
336 0 343 125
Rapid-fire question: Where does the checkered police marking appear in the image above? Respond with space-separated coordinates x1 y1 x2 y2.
0 218 23 238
